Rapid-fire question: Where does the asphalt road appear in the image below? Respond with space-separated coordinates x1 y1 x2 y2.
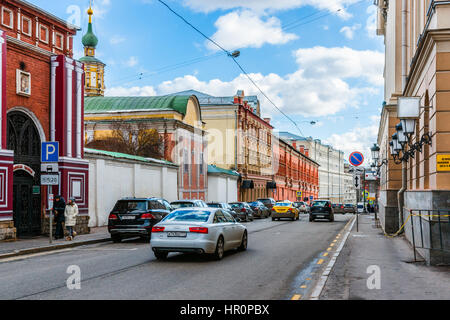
0 214 353 300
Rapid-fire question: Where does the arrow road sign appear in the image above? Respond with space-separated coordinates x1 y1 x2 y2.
354 174 360 189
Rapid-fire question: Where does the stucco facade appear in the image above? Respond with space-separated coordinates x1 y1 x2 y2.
376 0 450 263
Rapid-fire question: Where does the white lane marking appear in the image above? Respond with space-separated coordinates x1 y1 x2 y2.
0 248 74 263
309 217 356 300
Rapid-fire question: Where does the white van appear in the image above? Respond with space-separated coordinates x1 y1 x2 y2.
357 203 365 214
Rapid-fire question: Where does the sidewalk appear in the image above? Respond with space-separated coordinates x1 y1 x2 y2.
320 214 450 300
0 226 111 259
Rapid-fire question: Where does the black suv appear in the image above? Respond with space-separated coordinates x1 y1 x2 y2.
108 198 172 242
310 200 334 222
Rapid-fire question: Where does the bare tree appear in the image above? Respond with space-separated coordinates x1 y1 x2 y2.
86 120 163 159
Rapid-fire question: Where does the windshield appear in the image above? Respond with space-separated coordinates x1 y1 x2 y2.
113 201 147 213
357 205 364 208
230 203 243 208
163 210 211 222
345 204 353 207
249 202 260 206
207 203 222 208
276 202 291 207
313 201 329 207
171 202 195 209
258 199 271 204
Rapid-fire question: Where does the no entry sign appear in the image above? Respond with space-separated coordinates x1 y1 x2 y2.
349 152 364 167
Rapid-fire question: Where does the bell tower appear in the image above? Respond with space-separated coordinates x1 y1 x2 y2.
80 1 105 97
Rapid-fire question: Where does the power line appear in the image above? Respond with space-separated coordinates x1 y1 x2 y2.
156 0 307 137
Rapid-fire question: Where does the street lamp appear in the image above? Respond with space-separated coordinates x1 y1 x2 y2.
371 144 380 163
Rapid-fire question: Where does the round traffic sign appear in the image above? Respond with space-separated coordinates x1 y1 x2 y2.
349 152 364 167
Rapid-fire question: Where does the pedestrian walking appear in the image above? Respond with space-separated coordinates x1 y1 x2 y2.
65 197 78 241
53 195 66 240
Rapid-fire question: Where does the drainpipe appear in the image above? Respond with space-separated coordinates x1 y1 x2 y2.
397 0 407 232
401 0 408 91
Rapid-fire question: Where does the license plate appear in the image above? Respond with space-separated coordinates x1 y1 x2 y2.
167 232 187 238
121 216 135 220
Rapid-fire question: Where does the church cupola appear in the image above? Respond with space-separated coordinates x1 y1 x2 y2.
80 2 105 97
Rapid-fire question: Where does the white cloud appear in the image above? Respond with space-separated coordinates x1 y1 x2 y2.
366 5 377 38
208 10 298 51
108 46 383 119
182 0 360 18
124 56 139 67
106 85 157 96
324 115 380 161
339 24 361 40
110 35 126 45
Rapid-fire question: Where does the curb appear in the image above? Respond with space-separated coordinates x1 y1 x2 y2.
0 237 111 260
309 216 356 300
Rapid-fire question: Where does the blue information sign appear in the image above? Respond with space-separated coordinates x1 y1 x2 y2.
41 142 59 163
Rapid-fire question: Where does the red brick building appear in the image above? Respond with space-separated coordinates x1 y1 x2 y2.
273 137 319 202
0 0 88 240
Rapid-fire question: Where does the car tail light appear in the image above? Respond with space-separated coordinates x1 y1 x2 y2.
189 227 208 234
141 213 156 219
109 214 118 220
151 226 165 233
241 208 246 213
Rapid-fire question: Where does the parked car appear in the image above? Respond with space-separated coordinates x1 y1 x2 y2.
294 201 309 213
344 204 356 214
257 198 277 210
310 200 334 222
150 208 248 260
170 200 208 210
108 197 172 242
248 201 271 218
332 203 345 214
357 202 365 214
229 202 254 222
271 201 300 221
207 202 236 218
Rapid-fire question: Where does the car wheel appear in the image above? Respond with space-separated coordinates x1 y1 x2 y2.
213 236 225 261
238 231 248 252
272 217 275 221
154 250 168 260
309 216 314 222
111 235 122 243
330 215 335 222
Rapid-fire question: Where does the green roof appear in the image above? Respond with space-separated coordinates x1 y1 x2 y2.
79 55 104 65
84 96 192 115
84 148 177 166
82 22 98 48
208 165 240 177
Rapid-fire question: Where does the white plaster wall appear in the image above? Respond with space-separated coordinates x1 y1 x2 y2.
208 175 238 203
88 157 179 227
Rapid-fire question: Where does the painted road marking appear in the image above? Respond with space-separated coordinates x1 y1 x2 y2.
301 285 307 289
306 278 311 281
330 243 335 247
317 259 324 265
0 248 73 263
310 217 357 300
327 247 332 251
292 294 302 300
323 252 329 257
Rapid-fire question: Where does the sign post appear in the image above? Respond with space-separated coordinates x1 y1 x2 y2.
349 151 364 233
41 142 59 243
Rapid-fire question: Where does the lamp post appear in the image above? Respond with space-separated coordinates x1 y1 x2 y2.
386 97 432 231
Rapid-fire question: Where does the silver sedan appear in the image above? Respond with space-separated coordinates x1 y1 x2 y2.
150 208 248 260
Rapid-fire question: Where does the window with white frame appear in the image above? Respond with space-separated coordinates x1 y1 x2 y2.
54 32 64 50
21 15 32 37
1 7 13 29
39 24 49 44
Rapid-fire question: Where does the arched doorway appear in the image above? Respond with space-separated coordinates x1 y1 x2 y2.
7 111 42 237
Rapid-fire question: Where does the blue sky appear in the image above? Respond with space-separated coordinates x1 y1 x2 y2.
31 0 384 162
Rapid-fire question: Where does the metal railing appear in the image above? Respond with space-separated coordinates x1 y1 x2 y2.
407 209 450 263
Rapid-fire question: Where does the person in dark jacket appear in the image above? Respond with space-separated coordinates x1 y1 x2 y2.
53 195 66 240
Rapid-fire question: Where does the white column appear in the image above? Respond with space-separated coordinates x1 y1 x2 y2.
75 64 83 158
95 159 105 226
50 56 59 142
65 60 74 157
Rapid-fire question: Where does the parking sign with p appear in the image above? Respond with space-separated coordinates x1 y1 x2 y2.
41 142 59 163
